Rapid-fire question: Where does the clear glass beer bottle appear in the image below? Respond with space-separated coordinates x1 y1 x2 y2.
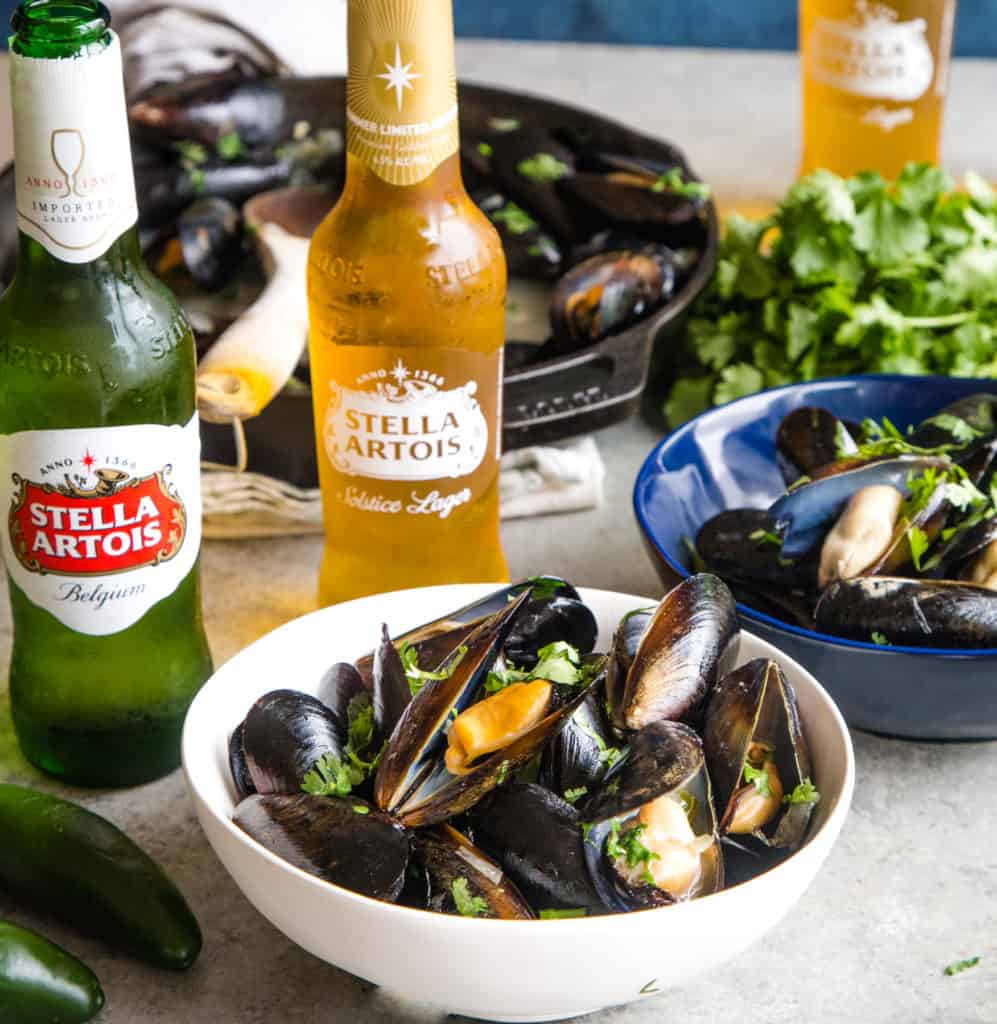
0 0 213 786
307 0 510 607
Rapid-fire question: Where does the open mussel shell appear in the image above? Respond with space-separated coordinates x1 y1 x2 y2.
374 591 531 818
470 783 606 916
862 480 950 578
776 406 858 486
581 721 723 912
315 662 368 739
932 516 997 581
770 455 951 559
504 594 598 669
372 623 414 739
620 574 739 731
703 659 814 851
548 250 670 353
234 794 410 903
604 607 655 732
540 667 617 797
228 721 255 800
815 577 997 648
241 690 344 795
696 509 815 590
909 394 997 448
354 576 583 683
413 825 535 919
178 196 243 291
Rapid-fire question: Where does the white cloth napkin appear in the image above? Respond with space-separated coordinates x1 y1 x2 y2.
201 437 606 538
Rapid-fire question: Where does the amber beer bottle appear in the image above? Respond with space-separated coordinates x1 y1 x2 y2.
800 0 958 179
308 0 509 605
0 0 213 786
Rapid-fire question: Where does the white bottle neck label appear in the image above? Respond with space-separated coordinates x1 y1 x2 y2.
0 416 203 636
11 32 139 264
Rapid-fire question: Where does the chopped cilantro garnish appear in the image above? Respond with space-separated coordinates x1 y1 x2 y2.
525 576 568 601
743 762 773 799
908 526 931 571
352 804 370 815
606 820 659 887
491 202 538 236
575 717 624 770
749 528 783 549
342 693 384 780
539 908 587 919
677 789 699 821
174 140 208 168
944 957 981 976
477 141 493 158
783 779 821 806
563 786 588 805
487 641 591 692
652 168 711 200
871 631 891 647
451 877 490 918
580 821 596 844
301 752 360 798
495 760 511 787
922 413 982 444
189 168 207 195
517 152 570 183
216 131 245 160
400 642 468 697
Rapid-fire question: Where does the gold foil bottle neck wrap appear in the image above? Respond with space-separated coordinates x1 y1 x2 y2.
346 0 459 186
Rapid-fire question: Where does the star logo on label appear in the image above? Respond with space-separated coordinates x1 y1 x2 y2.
390 359 411 385
377 43 422 112
81 449 96 474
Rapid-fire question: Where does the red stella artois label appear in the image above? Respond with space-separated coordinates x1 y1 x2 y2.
0 416 202 636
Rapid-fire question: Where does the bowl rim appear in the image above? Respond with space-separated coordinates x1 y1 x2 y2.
182 583 855 931
635 372 997 659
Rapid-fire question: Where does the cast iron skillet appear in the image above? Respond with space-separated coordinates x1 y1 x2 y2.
0 79 717 481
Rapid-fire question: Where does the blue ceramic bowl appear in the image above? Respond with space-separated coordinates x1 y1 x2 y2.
634 374 997 740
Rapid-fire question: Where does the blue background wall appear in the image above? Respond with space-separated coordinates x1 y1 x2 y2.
1 2 995 56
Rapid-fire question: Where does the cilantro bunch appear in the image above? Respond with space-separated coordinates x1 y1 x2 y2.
666 164 997 425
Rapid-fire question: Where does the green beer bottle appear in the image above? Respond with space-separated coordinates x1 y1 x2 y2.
0 0 213 786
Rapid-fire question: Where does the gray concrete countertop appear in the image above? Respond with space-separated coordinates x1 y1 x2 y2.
1 40 995 1024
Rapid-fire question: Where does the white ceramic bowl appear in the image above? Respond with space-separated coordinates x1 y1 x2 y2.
182 585 855 1023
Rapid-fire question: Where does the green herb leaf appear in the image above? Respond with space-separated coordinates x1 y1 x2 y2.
216 131 245 161
451 877 491 918
495 760 511 787
563 786 588 805
783 779 821 806
491 202 538 235
517 152 570 183
174 140 208 168
871 631 891 647
539 908 587 919
301 753 356 798
749 528 783 549
352 804 370 815
477 141 493 158
652 168 711 201
525 576 567 600
908 526 931 571
944 957 981 977
400 642 468 696
606 820 659 886
189 168 207 195
743 762 773 799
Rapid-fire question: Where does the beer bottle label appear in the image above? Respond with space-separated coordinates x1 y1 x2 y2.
0 416 203 637
319 347 501 519
346 0 459 186
11 33 139 263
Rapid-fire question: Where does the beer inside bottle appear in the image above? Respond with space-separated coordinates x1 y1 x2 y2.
308 0 509 606
0 0 213 786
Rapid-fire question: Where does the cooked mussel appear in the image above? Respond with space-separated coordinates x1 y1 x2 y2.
703 659 816 851
770 455 951 558
374 591 590 827
696 509 814 590
815 577 997 648
471 783 606 916
504 593 598 669
548 250 671 352
776 406 858 486
228 721 255 800
315 662 368 739
233 794 410 902
241 690 344 795
618 574 739 731
909 394 997 448
178 197 243 291
581 721 723 912
604 607 655 732
540 680 620 798
414 825 535 919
